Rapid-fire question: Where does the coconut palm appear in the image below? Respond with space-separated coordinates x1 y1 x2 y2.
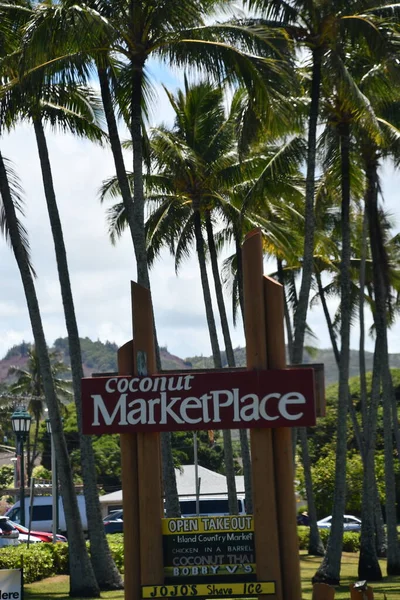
0 5 100 595
102 80 310 517
0 3 124 584
0 150 100 596
8 346 73 479
242 0 400 364
313 23 400 581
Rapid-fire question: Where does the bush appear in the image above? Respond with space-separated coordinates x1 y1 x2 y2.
297 527 360 553
105 535 124 573
0 544 56 583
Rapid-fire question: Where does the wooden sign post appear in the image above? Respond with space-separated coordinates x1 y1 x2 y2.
82 229 319 600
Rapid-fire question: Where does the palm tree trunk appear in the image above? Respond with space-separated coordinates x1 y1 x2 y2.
314 120 352 585
97 66 137 266
162 432 181 517
277 259 293 363
381 362 400 573
235 236 245 322
193 211 236 514
292 47 322 363
0 149 100 598
100 65 177 510
33 117 122 589
358 338 383 580
205 213 249 512
365 155 400 574
359 206 369 431
289 48 323 551
130 65 150 289
357 195 384 575
299 427 324 556
194 211 221 367
317 272 364 452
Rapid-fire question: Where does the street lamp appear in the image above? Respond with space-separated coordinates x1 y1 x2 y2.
46 418 59 542
11 407 31 527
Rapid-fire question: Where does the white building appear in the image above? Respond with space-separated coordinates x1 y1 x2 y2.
99 464 245 517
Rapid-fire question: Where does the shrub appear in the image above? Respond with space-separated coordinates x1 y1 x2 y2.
0 544 56 583
106 536 124 573
297 527 360 553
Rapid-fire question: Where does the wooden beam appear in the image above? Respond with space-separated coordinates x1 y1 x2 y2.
118 340 141 600
131 282 164 587
263 276 302 600
242 229 282 600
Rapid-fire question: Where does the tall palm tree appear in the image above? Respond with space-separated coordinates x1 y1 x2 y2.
0 151 100 596
0 4 102 595
313 17 400 580
242 0 400 363
8 347 72 480
0 4 124 584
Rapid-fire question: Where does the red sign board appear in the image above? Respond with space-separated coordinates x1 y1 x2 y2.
81 369 315 434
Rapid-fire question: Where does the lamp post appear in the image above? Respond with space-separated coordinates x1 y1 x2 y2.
46 418 59 543
11 408 31 527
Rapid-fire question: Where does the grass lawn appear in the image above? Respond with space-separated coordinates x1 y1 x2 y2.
24 554 400 599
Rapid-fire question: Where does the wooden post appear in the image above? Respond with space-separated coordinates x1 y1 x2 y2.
264 277 302 600
312 583 335 599
242 230 282 600
118 341 141 600
131 282 164 586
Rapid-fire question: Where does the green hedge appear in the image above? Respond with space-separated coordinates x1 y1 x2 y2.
298 526 361 553
105 534 124 573
0 536 124 584
0 543 69 583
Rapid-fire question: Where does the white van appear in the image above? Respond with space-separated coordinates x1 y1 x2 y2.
5 495 88 535
178 495 246 516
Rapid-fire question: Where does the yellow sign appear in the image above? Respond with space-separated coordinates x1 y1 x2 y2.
162 516 254 535
164 564 256 578
142 582 275 598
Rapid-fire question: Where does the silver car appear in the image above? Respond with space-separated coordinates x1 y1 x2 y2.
317 514 361 532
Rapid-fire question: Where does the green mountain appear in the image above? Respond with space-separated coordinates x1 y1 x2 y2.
2 338 400 385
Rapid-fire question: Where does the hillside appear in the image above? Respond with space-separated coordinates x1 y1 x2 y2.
2 338 400 385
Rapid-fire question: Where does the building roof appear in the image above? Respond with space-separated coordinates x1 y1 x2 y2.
99 464 245 504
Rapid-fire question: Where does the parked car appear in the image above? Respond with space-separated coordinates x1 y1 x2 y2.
6 495 87 535
9 521 67 543
0 516 20 547
103 510 123 534
317 515 362 531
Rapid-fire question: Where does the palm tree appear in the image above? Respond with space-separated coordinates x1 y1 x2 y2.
0 4 124 584
313 17 400 580
8 346 72 480
0 5 100 595
0 151 100 597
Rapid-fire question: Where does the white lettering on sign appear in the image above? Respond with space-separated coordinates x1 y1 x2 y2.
91 388 306 428
82 369 316 433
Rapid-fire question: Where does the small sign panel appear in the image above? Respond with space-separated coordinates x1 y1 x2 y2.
142 581 275 598
163 516 255 583
82 368 315 434
0 569 22 599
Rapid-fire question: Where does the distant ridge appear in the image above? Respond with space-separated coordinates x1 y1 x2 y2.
2 338 400 386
